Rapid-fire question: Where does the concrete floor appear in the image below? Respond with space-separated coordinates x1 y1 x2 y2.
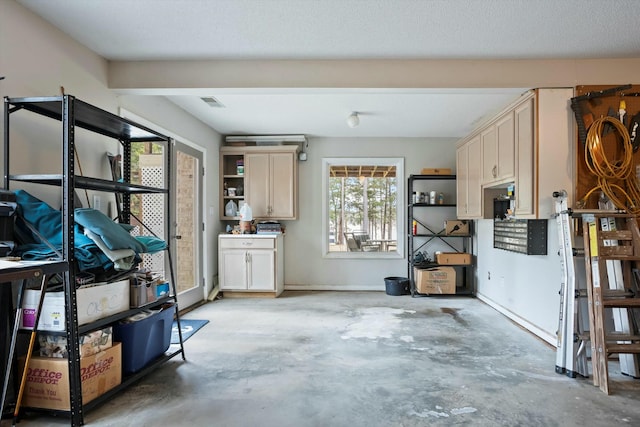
11 291 640 426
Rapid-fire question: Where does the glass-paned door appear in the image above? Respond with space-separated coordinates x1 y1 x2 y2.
171 141 204 308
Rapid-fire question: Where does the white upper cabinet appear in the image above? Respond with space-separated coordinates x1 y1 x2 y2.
456 88 574 220
456 143 469 218
514 96 535 217
496 112 516 181
222 145 299 221
481 125 498 183
244 146 298 220
482 111 515 185
457 134 482 219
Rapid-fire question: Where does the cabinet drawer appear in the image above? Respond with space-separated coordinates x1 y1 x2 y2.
219 237 275 249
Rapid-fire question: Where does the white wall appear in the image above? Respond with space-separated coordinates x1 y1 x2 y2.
285 137 456 289
475 219 561 344
470 88 575 345
0 0 222 297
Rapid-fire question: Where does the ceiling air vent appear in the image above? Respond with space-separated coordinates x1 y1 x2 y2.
200 96 224 108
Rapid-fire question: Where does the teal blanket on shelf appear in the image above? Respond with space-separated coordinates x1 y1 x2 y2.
14 190 167 271
15 190 108 270
75 208 147 253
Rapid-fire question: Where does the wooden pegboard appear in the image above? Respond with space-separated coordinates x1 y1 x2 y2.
574 84 640 208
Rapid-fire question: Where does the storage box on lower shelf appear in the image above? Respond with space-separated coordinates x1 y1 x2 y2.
113 303 174 374
414 266 457 294
21 279 130 331
20 343 122 411
38 326 113 358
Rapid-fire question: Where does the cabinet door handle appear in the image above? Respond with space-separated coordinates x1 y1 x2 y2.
492 165 497 178
241 241 253 246
173 235 182 240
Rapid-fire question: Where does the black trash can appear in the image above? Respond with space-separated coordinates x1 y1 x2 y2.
384 277 410 296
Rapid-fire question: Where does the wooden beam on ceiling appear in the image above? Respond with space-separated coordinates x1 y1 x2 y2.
329 165 396 178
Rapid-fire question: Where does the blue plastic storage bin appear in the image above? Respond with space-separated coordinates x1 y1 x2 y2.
113 303 174 374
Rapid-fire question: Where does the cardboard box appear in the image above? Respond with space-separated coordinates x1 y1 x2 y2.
76 279 130 325
435 252 472 265
445 220 469 235
415 267 456 294
20 343 122 410
78 327 113 357
421 168 452 175
39 327 113 358
22 280 129 330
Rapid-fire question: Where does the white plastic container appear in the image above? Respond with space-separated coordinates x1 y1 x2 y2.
225 200 238 217
239 203 253 233
239 203 253 221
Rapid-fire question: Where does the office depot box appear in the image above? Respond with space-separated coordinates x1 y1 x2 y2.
415 267 456 294
421 168 452 175
435 252 472 265
20 343 122 411
113 304 174 374
76 279 129 325
445 220 469 235
39 327 113 358
21 290 65 331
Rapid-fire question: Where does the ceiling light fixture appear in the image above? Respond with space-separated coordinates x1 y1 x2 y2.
347 112 360 128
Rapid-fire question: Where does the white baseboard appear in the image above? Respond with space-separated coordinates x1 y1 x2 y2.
284 284 383 292
476 292 557 346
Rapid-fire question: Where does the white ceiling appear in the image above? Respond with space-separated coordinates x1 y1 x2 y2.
16 0 640 138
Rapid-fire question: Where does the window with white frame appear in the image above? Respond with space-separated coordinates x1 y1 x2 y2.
322 157 404 258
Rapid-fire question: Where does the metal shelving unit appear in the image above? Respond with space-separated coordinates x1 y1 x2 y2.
3 95 185 426
407 174 475 296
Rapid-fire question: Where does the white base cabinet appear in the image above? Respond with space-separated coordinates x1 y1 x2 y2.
219 234 284 296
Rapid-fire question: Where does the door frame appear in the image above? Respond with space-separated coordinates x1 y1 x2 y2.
120 109 209 308
171 140 204 308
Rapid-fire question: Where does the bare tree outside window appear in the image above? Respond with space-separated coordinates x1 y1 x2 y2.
322 158 404 258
